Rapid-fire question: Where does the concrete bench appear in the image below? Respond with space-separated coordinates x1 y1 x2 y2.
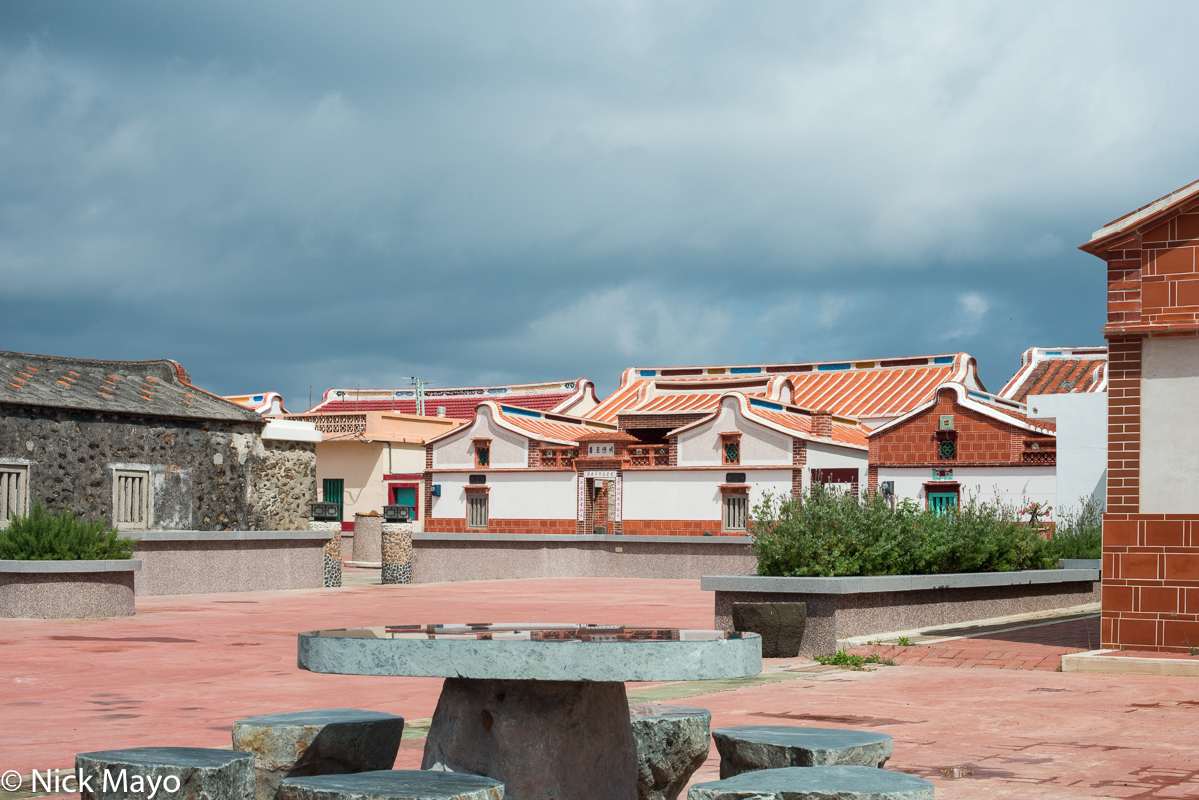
712 726 892 778
232 709 405 800
687 765 934 800
76 747 254 800
630 705 711 800
731 603 806 658
278 770 505 799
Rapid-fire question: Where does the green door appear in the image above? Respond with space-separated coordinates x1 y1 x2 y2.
928 492 957 515
392 486 417 519
323 479 344 521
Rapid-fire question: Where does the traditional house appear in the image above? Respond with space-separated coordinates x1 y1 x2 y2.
867 383 1057 513
0 351 316 531
281 409 466 531
1080 177 1199 652
423 354 984 536
306 379 599 419
999 347 1108 516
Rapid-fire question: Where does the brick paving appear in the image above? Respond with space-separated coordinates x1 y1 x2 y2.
850 615 1102 670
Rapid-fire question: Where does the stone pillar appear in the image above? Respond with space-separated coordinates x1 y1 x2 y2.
308 521 342 588
381 523 414 584
351 512 383 565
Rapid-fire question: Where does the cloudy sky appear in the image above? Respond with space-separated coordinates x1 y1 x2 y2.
2 1 1197 406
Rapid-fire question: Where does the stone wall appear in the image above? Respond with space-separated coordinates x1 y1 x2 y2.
0 405 293 531
248 439 317 531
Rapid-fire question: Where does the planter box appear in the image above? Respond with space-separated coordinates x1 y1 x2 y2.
702 569 1101 655
0 559 141 618
133 531 329 596
413 533 756 582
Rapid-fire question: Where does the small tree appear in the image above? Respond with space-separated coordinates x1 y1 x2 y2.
0 498 139 560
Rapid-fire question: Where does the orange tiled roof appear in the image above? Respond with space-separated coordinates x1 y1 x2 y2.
665 393 870 449
998 347 1108 403
491 404 617 445
308 379 595 419
590 354 979 424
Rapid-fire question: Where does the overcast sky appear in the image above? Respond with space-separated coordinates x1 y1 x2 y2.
2 1 1197 407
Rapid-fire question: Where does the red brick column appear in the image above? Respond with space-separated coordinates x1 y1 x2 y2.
1106 336 1142 513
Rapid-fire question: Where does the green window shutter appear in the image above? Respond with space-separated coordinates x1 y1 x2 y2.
323 479 345 521
928 492 957 515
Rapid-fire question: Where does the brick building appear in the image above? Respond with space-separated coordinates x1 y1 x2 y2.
867 383 1057 513
1080 178 1199 652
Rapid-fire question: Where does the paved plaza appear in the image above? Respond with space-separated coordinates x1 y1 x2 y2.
2 575 1198 799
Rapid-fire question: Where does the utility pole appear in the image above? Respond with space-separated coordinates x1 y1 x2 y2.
409 377 427 416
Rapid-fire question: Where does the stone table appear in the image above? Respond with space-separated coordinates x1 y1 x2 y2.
297 623 761 800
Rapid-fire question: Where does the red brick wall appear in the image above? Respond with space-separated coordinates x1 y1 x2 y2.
622 519 740 536
1091 202 1199 651
1137 213 1199 328
1106 337 1142 513
424 518 578 534
619 414 707 431
1101 514 1199 651
869 389 1038 467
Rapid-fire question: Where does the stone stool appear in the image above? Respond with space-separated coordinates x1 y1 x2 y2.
712 726 892 778
278 770 505 799
76 747 254 800
630 705 711 800
687 766 934 800
232 709 405 800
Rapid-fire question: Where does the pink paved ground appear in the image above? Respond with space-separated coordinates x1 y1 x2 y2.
3 577 1198 799
847 616 1104 671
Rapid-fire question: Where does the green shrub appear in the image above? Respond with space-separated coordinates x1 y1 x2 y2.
1043 495 1103 561
0 498 139 560
750 486 1053 577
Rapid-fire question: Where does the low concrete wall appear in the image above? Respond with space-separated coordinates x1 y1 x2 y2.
413 533 757 582
704 570 1102 655
0 559 141 618
132 531 330 596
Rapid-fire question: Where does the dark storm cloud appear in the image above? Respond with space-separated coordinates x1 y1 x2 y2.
1 1 1196 404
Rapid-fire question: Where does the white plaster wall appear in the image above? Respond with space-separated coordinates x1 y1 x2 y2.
489 473 577 519
805 441 869 492
428 473 469 519
623 470 792 520
1141 338 1199 513
878 466 1056 515
1026 391 1107 516
432 407 527 469
428 472 576 519
676 403 791 466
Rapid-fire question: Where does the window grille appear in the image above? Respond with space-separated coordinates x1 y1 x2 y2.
476 447 490 467
724 442 740 464
723 494 748 532
0 466 27 527
938 440 956 460
467 494 489 529
114 470 151 530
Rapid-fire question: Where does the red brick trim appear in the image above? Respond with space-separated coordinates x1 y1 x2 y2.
1106 336 1142 513
622 519 734 536
424 517 578 535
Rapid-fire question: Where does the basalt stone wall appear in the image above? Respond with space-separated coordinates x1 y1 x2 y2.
0 404 275 531
248 440 317 531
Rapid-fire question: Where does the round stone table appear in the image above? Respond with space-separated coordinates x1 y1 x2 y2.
297 623 761 800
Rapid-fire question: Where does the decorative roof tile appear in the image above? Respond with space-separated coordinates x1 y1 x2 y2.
998 347 1108 403
308 379 595 419
0 350 261 423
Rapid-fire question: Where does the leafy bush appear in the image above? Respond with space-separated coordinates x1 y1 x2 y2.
750 486 1054 577
0 498 139 560
1043 495 1103 561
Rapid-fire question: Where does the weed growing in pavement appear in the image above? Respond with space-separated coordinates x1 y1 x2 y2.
813 650 898 671
1191 647 1199 656
896 636 914 646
